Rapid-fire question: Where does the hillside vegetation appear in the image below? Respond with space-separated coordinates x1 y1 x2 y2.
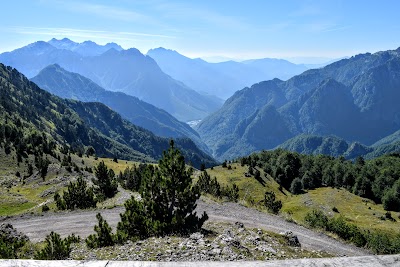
197 48 400 160
31 64 208 152
202 150 400 254
0 63 216 169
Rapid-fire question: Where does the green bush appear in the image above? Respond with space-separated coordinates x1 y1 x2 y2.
41 204 50 212
196 171 221 197
0 238 15 259
34 232 71 260
382 183 400 211
86 213 115 248
366 232 393 254
304 210 328 229
263 191 282 214
93 161 118 201
327 216 366 247
54 176 97 210
0 223 29 259
222 184 239 202
290 177 303 194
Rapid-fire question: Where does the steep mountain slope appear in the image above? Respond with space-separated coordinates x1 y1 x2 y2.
197 48 400 160
147 48 307 99
31 64 209 152
0 63 216 168
0 39 222 121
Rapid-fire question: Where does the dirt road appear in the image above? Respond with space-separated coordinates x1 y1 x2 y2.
3 200 370 257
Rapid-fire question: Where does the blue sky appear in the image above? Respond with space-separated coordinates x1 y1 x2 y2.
1 0 400 62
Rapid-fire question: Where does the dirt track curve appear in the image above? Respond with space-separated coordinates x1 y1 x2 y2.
3 200 370 257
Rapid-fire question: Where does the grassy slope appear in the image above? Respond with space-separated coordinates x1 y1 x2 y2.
207 163 400 236
0 147 139 216
3 157 399 237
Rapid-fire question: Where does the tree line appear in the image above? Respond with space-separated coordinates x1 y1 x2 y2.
240 149 400 211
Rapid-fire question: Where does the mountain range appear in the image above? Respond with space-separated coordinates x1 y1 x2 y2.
196 48 400 160
0 39 222 122
30 64 209 153
147 48 308 99
2 38 400 163
0 63 216 168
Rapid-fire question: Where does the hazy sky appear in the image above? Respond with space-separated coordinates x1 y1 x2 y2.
1 0 400 61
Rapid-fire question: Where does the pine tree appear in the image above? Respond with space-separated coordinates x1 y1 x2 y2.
93 161 118 200
86 213 115 248
117 140 208 241
263 191 282 214
34 232 71 260
55 176 97 210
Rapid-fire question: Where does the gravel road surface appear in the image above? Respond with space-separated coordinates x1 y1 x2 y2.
3 200 370 257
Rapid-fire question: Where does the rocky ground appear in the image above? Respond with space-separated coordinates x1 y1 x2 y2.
69 221 330 261
2 198 370 257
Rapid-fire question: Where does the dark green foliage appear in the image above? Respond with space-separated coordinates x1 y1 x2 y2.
382 180 400 211
85 146 95 157
0 223 28 259
327 216 366 247
366 232 393 254
273 151 301 190
65 233 80 245
196 171 239 201
117 142 208 241
304 210 329 229
241 150 400 212
34 232 72 260
222 160 227 168
27 163 33 176
290 177 303 194
0 238 15 259
86 213 115 248
263 191 282 214
200 163 205 171
34 232 79 260
116 197 149 241
119 165 144 192
93 161 118 200
222 183 240 202
304 210 400 253
35 156 50 180
42 204 49 212
55 176 97 210
196 171 220 197
0 63 216 170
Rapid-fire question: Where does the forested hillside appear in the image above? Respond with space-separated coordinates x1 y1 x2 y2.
242 150 400 212
197 48 400 160
31 64 209 153
0 63 216 168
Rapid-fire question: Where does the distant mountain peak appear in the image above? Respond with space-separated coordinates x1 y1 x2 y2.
82 40 96 45
124 48 144 57
105 42 123 50
46 38 124 56
147 47 185 58
20 41 56 55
